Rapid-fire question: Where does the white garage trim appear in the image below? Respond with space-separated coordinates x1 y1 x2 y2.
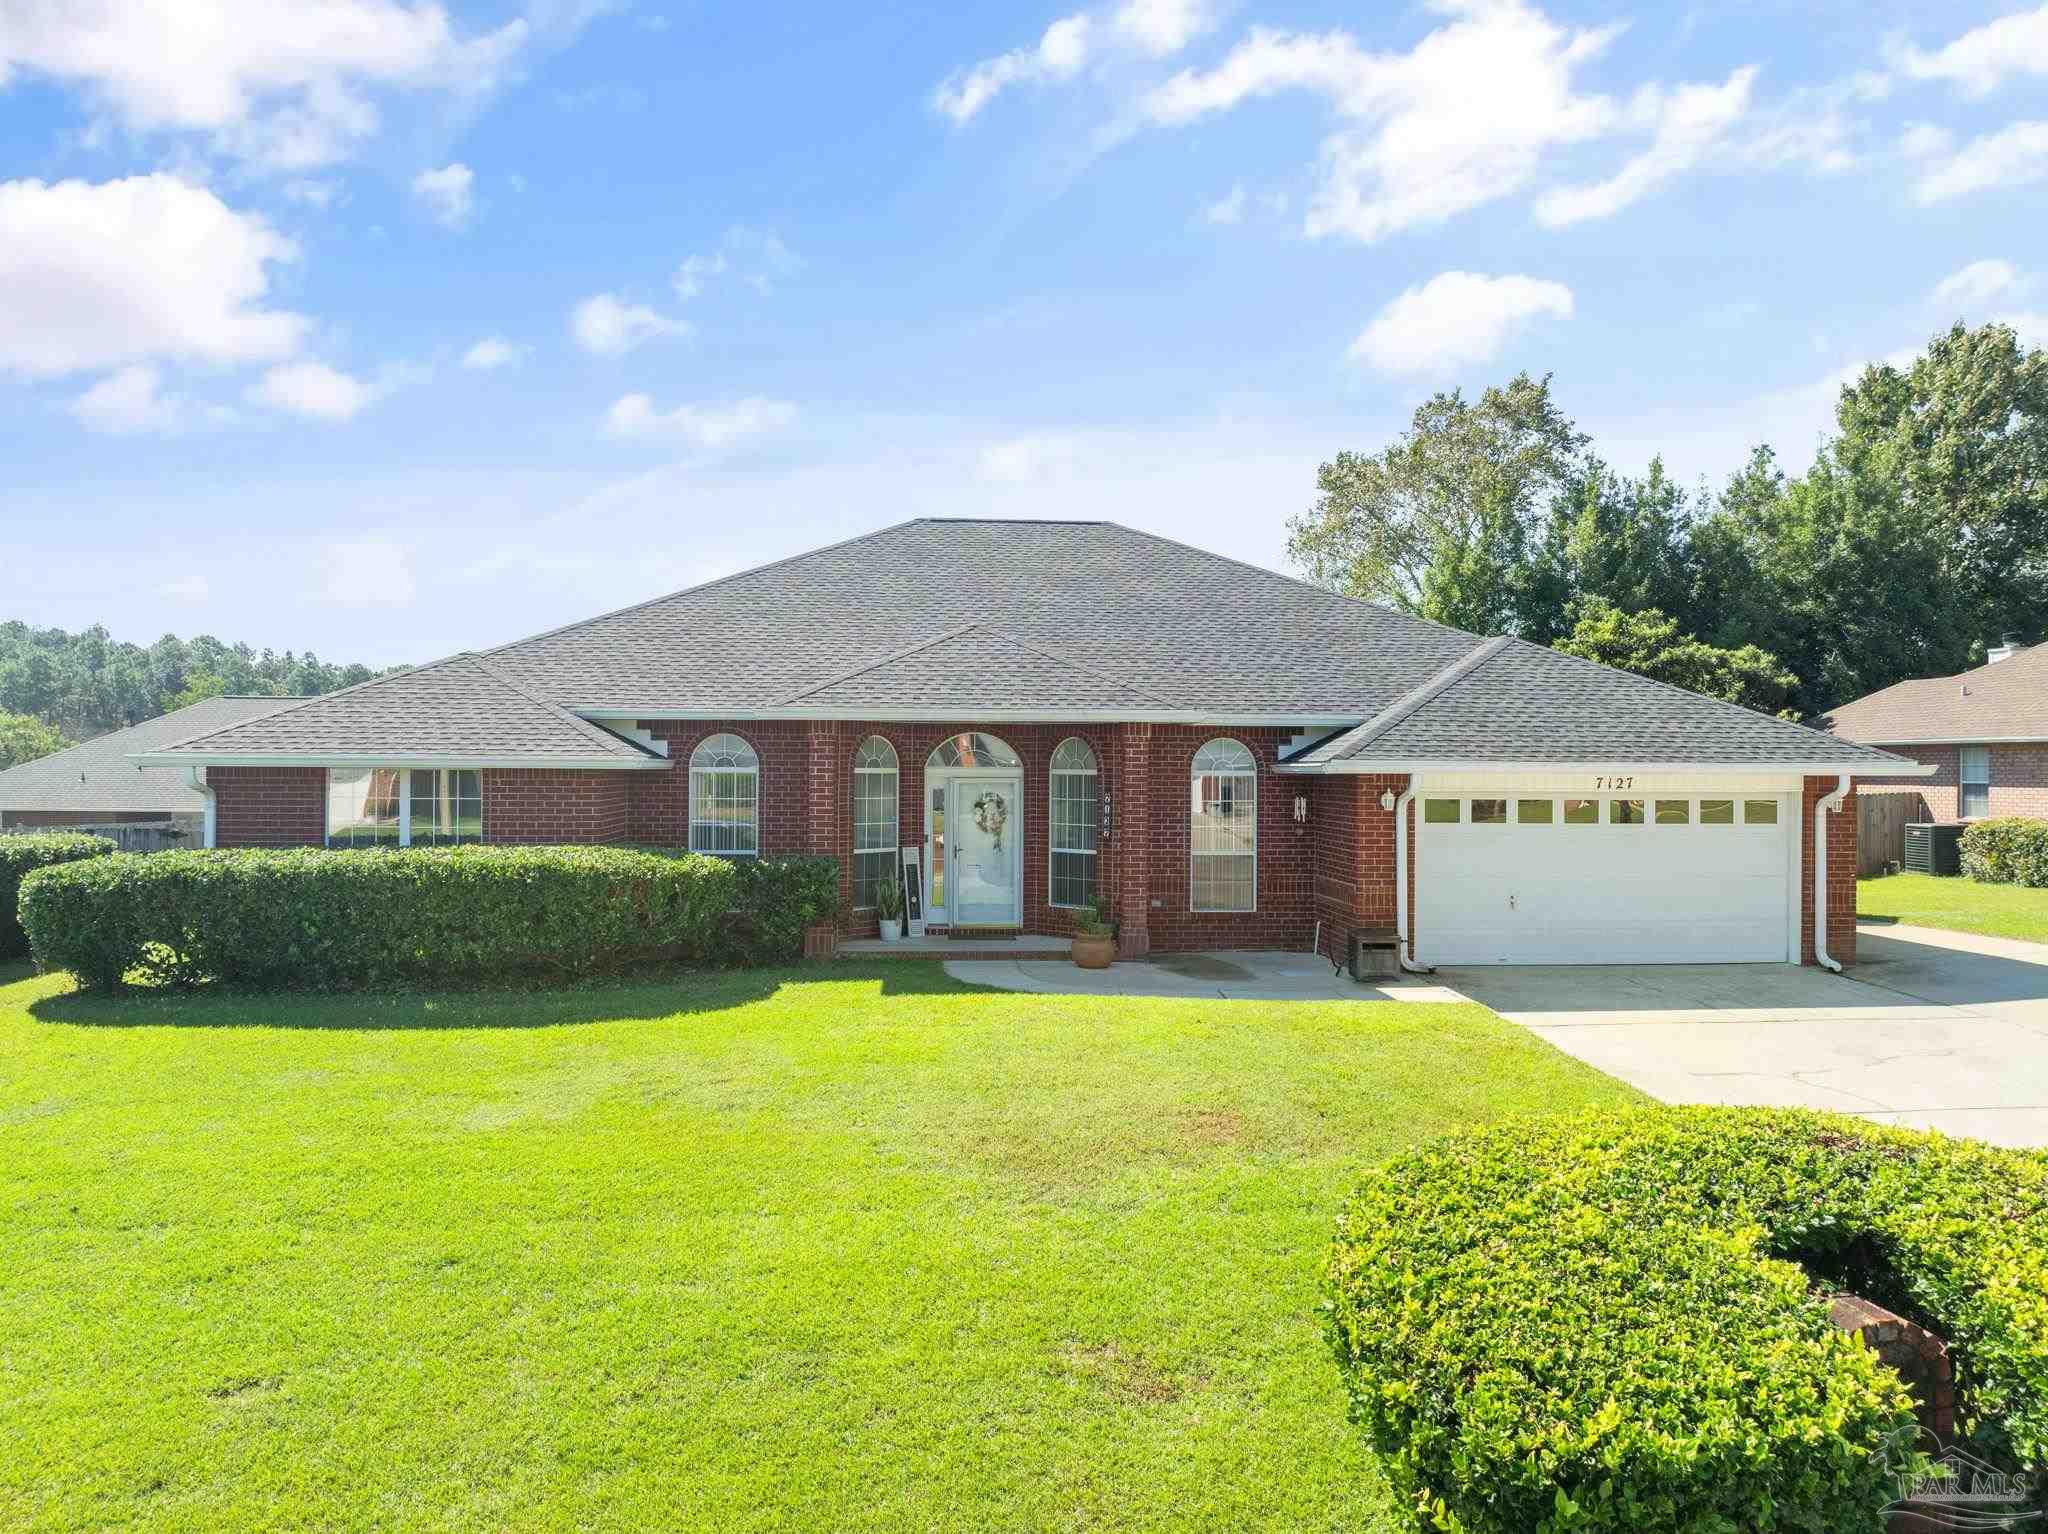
1415 782 1799 966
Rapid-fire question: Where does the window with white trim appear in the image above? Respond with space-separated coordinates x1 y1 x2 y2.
1961 746 1991 819
689 733 760 855
327 767 483 847
1049 737 1098 909
851 736 899 909
1190 737 1256 912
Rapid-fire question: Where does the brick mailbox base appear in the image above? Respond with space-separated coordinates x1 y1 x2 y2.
1829 1293 1956 1443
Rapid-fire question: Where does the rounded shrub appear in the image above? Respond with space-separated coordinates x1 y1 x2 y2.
1325 1107 2048 1534
1 832 115 959
1960 817 2048 887
16 844 770 991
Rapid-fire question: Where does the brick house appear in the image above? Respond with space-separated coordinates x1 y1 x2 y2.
134 520 1920 969
1824 642 2048 822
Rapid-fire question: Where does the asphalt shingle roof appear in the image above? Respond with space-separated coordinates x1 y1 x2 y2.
1292 637 1911 768
1822 645 2048 744
775 623 1181 712
145 655 663 764
0 696 288 814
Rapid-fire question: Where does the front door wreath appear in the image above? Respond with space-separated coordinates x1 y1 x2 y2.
971 789 1009 853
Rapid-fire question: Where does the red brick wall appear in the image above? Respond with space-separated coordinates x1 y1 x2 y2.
1800 776 1857 967
211 766 326 847
1308 773 1408 966
1861 747 1957 819
1856 742 2048 821
482 769 629 844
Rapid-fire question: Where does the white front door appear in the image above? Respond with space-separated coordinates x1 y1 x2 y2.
1417 792 1794 965
941 773 1021 926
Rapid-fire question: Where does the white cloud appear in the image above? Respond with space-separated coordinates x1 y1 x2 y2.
1894 4 2048 97
161 572 212 602
1536 67 1756 226
1932 259 2025 311
1913 120 2048 204
411 161 474 227
1899 121 1954 160
1112 0 1211 56
674 225 803 300
1199 183 1247 225
68 364 187 435
1348 271 1573 374
281 177 342 207
932 14 1093 123
978 434 1082 483
318 537 416 606
604 394 797 446
0 0 529 171
0 174 306 377
460 336 523 369
249 360 375 420
569 292 687 355
672 251 726 300
1143 5 1622 244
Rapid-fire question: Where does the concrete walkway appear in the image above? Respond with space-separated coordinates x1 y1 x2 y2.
944 949 1467 1004
1439 922 2048 1148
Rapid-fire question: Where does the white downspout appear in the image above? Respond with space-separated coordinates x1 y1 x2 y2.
1814 773 1849 973
186 765 216 849
1393 784 1432 974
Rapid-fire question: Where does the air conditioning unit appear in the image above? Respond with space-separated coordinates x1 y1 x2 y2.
1904 823 1964 876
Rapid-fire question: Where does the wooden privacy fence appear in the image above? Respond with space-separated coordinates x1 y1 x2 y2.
1857 790 1926 877
0 821 192 853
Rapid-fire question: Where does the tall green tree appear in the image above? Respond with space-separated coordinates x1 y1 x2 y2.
0 710 72 770
1554 601 1801 716
1286 373 1586 635
1519 456 1698 642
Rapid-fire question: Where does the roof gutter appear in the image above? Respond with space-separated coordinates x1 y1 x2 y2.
1278 758 1936 777
567 707 1363 727
185 765 216 850
129 752 671 770
1814 774 1850 974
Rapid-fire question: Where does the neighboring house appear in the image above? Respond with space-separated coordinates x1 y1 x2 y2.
130 520 1921 968
0 695 287 841
1824 641 2048 822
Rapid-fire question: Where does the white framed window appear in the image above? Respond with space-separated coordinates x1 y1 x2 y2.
689 733 760 855
327 767 483 848
851 736 899 909
1190 737 1256 912
1049 737 1098 909
1960 746 1991 819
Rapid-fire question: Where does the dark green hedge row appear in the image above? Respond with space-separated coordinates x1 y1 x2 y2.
18 846 841 990
1961 817 2048 887
1326 1107 2048 1534
0 833 115 958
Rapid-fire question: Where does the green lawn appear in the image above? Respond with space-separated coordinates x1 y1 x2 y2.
0 960 1636 1533
1859 871 2048 943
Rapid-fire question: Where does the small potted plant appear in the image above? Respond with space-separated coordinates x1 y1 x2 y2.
874 872 906 941
1070 897 1115 969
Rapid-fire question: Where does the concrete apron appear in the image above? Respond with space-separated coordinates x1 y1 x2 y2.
1437 923 2048 1149
943 949 1468 1005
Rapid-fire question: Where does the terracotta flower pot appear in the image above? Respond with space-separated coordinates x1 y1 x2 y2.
1071 933 1114 969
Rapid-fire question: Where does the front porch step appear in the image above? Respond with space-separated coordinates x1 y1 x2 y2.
839 934 1073 960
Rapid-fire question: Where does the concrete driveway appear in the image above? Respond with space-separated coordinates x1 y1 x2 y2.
1439 922 2048 1148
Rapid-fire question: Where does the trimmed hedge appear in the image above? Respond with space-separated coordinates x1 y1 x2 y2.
1 832 115 958
1961 817 2048 887
1326 1107 2048 1534
18 845 841 991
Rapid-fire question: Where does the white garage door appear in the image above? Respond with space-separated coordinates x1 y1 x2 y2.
1417 792 1793 965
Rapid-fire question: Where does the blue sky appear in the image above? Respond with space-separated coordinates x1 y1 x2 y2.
4 0 2046 667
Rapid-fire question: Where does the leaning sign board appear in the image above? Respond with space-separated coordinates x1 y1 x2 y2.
900 846 924 937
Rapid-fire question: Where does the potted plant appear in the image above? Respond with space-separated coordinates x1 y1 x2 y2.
1070 898 1115 969
874 872 906 941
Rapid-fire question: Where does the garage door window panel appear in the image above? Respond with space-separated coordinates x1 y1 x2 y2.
1516 799 1554 824
1471 798 1507 824
1424 798 1460 824
1609 799 1646 825
1744 800 1778 825
1701 799 1735 824
1564 798 1599 825
1655 799 1690 824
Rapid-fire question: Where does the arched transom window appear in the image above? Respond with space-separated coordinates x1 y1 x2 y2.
689 733 759 855
1049 737 1098 910
1190 737 1256 912
928 732 1020 769
851 736 900 909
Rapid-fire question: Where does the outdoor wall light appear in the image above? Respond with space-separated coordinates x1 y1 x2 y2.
1293 794 1309 823
1379 790 1397 811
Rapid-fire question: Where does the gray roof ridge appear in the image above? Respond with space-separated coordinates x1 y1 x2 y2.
463 652 665 759
1499 636 1915 766
767 623 985 707
481 517 930 666
970 623 1184 708
144 654 458 755
1324 635 1512 756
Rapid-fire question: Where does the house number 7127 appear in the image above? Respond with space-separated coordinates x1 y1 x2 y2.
1593 775 1635 790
